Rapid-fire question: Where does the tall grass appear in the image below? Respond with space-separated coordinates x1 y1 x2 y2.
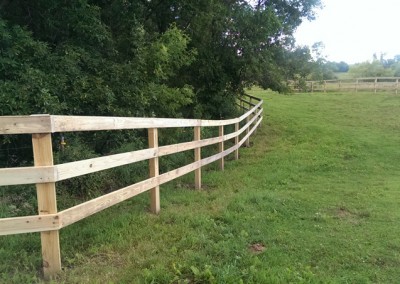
1 90 400 283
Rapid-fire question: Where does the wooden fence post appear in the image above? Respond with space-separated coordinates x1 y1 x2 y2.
245 116 250 147
324 80 326 93
234 122 239 160
148 128 160 214
311 81 314 93
218 126 224 171
32 133 61 279
396 79 399 95
194 126 201 189
355 79 358 93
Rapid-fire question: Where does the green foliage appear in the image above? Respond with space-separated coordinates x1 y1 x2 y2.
282 42 348 89
349 60 394 78
0 0 322 118
348 53 400 78
335 61 350 72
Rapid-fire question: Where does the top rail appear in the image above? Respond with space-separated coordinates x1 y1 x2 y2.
0 100 262 135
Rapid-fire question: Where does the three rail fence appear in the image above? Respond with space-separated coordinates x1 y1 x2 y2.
289 77 400 94
0 94 263 279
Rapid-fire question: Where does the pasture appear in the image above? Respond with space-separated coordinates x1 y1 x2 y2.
1 90 400 283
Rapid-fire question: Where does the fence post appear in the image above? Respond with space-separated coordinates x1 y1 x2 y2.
396 79 399 95
339 80 341 90
32 133 61 279
218 126 224 171
355 79 358 93
374 78 377 93
235 122 239 160
324 80 326 93
311 81 314 93
148 128 160 214
245 116 250 147
194 126 201 189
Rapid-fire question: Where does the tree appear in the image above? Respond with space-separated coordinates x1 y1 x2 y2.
336 61 349 73
349 56 395 78
0 0 322 161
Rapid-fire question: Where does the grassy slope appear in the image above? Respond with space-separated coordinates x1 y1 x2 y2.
1 90 400 283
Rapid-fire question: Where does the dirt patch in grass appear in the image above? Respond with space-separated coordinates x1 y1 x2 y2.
332 207 368 225
249 243 266 254
336 207 352 218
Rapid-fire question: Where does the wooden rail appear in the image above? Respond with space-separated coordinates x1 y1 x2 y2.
288 77 400 94
0 94 263 279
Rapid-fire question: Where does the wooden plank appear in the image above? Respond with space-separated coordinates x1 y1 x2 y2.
51 114 241 131
243 93 262 101
55 148 157 181
32 133 61 279
238 98 256 107
0 115 52 134
0 111 266 134
245 116 250 147
194 126 201 189
52 115 200 131
158 136 220 156
0 166 55 186
0 105 266 135
0 214 61 235
218 126 224 171
148 128 160 214
235 123 239 160
50 101 263 132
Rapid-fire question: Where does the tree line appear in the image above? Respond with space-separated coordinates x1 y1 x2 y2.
0 0 321 165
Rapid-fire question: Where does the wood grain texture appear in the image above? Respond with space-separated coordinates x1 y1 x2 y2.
218 126 224 171
235 123 239 160
0 214 60 235
194 126 201 189
148 128 160 214
32 133 61 279
0 166 56 186
0 100 262 135
0 115 52 134
56 148 157 181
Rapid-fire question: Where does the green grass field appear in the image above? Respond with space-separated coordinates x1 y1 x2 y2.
1 90 400 283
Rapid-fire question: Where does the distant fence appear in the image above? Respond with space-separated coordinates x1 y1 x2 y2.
289 77 400 94
0 94 263 279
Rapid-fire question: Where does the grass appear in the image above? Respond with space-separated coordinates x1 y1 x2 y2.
1 89 400 283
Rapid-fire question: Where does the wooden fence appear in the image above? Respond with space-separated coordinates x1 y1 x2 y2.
0 94 263 279
289 77 400 94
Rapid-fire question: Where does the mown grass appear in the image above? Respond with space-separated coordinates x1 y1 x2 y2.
1 89 400 283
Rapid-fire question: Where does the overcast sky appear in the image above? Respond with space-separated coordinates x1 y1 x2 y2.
294 0 400 64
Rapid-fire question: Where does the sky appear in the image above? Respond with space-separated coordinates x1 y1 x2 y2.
294 0 400 64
